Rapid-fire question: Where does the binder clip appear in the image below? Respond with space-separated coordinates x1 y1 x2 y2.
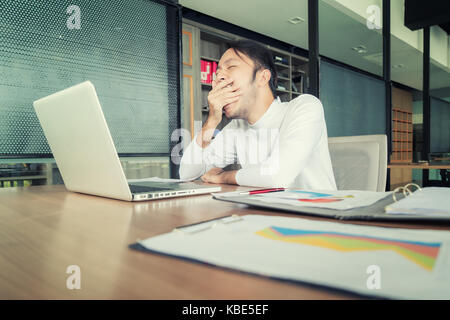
392 183 422 202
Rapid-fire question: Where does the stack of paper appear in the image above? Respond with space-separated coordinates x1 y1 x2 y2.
133 214 450 299
385 187 450 216
215 189 392 210
127 176 197 183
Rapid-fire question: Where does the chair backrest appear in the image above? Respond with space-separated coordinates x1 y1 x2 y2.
328 135 387 192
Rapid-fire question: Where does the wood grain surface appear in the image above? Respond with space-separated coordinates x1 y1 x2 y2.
1 184 449 299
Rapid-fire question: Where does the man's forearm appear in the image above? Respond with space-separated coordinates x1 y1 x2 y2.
180 117 220 180
196 117 220 148
221 169 238 185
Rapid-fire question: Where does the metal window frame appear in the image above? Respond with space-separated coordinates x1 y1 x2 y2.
422 26 431 186
383 0 392 191
308 0 319 97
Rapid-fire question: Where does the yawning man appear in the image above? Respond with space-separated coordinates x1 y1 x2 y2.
179 40 337 190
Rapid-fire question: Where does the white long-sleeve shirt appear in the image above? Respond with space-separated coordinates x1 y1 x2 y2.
179 94 337 190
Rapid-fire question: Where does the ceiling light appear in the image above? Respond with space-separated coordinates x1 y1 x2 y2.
351 45 367 54
393 63 405 69
362 52 383 66
288 17 305 24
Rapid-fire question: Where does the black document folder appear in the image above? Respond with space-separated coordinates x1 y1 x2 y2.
213 191 450 222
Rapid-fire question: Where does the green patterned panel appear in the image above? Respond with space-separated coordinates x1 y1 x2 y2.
430 97 450 153
320 61 386 137
0 0 179 155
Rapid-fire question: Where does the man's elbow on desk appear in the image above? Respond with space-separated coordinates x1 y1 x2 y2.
179 160 206 180
235 168 294 188
200 167 294 188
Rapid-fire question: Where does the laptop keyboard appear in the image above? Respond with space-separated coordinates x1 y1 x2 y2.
129 184 172 194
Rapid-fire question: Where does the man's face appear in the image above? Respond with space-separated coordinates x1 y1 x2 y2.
214 48 259 119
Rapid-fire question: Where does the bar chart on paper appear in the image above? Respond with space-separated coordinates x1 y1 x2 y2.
256 226 442 271
135 215 450 298
251 189 392 210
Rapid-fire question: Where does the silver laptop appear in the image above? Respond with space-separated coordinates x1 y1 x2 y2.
33 81 221 201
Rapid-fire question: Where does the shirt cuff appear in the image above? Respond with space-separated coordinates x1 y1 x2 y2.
235 168 260 187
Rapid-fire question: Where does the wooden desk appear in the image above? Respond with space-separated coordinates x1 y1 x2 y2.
2 184 450 299
388 163 450 170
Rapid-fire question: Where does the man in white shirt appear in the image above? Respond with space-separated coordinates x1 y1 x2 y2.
179 40 337 190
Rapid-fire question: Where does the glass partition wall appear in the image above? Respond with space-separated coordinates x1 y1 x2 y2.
429 29 450 187
319 0 385 138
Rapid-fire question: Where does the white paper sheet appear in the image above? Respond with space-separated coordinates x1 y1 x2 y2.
137 214 450 299
385 187 450 215
215 189 392 210
127 176 197 183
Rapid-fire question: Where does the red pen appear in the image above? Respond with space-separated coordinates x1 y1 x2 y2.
239 188 285 195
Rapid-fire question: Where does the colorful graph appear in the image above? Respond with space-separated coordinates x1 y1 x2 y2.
282 191 354 203
256 226 441 271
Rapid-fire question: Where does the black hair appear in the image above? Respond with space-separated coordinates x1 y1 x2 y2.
227 40 278 98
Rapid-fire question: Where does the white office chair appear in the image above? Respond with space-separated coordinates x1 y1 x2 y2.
328 134 387 192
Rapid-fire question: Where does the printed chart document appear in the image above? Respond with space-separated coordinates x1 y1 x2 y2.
132 214 450 299
250 190 391 210
214 188 450 222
